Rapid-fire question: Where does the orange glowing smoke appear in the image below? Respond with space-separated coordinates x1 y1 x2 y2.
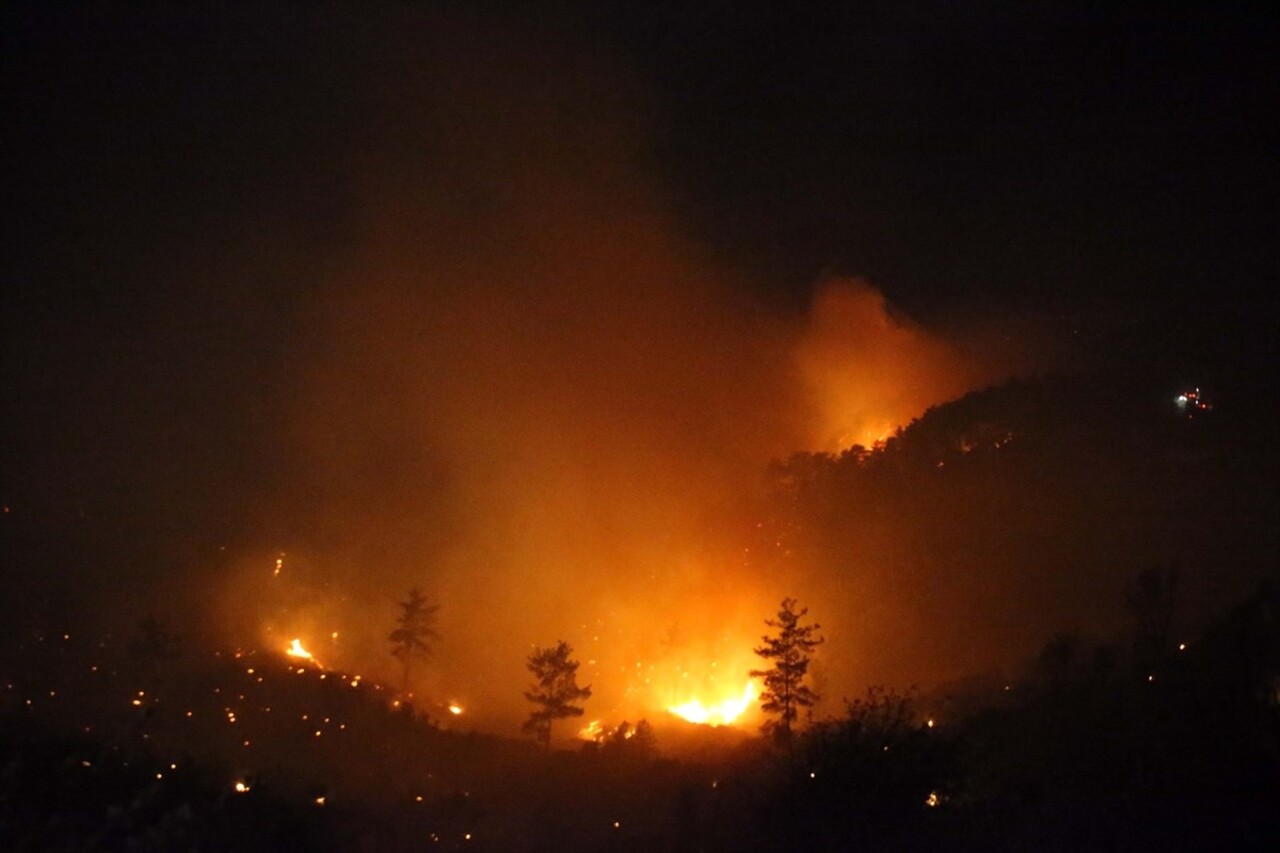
797 279 996 450
667 681 757 726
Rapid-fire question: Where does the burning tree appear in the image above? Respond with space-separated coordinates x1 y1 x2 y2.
389 587 440 696
751 597 824 745
522 640 591 750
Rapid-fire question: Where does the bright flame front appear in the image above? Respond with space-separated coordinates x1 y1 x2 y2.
286 638 315 662
667 681 756 726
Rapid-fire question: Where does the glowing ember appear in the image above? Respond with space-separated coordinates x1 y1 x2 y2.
448 703 463 716
667 681 757 726
578 719 605 741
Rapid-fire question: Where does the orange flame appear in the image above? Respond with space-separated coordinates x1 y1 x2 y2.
286 638 316 663
667 681 757 726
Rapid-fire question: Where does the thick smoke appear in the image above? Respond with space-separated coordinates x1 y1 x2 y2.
798 279 1002 450
191 9 1028 729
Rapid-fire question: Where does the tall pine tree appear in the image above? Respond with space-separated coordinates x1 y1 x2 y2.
750 597 824 745
389 587 440 698
522 641 591 749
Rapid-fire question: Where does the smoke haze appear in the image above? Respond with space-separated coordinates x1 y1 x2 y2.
194 10 1033 729
3 6 1052 732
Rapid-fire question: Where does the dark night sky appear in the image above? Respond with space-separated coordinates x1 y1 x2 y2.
609 3 1278 329
2 2 1277 630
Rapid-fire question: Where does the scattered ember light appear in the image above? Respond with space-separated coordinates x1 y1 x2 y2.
234 781 250 793
926 791 940 807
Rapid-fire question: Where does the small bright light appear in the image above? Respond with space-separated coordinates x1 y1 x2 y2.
1178 643 1187 651
926 791 940 807
315 796 326 806
234 781 250 793
927 719 935 728
449 704 463 715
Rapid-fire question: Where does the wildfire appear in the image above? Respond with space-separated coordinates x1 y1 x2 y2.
667 681 757 726
286 638 317 664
